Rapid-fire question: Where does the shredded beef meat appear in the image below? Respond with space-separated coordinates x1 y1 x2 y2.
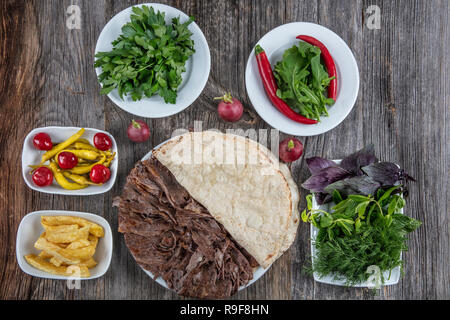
114 157 259 298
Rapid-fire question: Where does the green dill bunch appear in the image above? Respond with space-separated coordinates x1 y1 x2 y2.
312 214 414 285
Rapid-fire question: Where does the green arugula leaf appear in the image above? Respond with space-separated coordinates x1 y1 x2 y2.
273 41 335 121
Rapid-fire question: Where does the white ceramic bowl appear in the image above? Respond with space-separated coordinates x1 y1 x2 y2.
16 210 113 280
245 22 359 136
22 126 118 195
137 138 270 291
310 160 401 287
95 3 211 118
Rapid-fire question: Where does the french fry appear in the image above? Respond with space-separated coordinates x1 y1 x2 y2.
59 239 97 260
88 235 99 248
41 216 104 237
77 258 97 268
66 239 91 249
34 234 96 264
38 251 53 259
50 256 64 267
24 254 90 277
34 235 81 264
44 225 90 243
41 224 78 233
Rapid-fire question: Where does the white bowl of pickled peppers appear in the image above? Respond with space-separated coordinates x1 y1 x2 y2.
22 127 118 195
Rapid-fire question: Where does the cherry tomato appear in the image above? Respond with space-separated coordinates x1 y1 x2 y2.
32 167 53 187
33 133 53 151
93 132 112 151
57 151 78 169
90 164 111 184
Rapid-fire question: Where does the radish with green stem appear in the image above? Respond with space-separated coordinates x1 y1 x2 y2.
127 119 150 143
279 137 303 162
214 93 243 122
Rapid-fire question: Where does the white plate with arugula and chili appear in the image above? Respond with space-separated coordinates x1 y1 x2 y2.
245 22 359 136
95 3 210 118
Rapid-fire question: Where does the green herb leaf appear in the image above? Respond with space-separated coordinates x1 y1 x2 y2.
355 218 362 233
348 194 370 202
378 185 402 205
319 215 333 228
332 189 343 204
301 209 308 223
337 220 354 235
355 201 370 219
306 194 313 210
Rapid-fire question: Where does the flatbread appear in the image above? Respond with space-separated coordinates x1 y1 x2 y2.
154 131 299 268
243 135 300 257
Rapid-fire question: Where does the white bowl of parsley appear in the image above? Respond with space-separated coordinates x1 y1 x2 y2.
95 3 210 118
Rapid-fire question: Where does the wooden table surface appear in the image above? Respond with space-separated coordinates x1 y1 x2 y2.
0 0 448 300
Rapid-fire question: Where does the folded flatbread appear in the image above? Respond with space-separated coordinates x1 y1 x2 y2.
154 131 299 268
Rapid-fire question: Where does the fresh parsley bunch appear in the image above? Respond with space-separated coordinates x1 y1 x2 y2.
95 6 195 103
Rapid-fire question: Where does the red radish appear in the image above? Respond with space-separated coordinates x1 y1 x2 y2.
279 137 303 162
127 119 150 143
214 93 243 122
33 133 53 150
93 132 112 151
57 151 78 169
32 167 53 187
90 164 111 184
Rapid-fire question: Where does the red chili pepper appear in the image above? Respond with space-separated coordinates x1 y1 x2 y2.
296 35 337 101
254 45 318 125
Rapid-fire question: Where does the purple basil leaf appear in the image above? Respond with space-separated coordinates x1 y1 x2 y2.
306 157 337 174
340 144 378 175
398 167 416 182
361 162 400 185
361 162 416 186
315 192 332 205
323 175 380 197
301 166 352 193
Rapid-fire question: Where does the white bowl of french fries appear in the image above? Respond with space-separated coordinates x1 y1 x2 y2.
22 126 118 195
16 210 113 280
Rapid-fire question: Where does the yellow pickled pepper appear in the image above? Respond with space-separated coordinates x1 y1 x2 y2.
40 128 85 164
48 162 87 190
